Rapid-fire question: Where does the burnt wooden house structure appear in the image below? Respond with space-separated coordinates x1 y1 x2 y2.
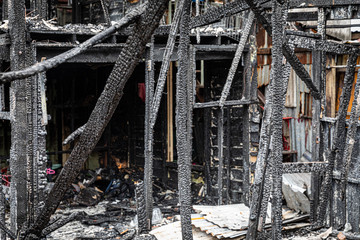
0 0 360 239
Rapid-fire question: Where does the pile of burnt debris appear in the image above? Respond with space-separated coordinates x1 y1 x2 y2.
1 165 207 239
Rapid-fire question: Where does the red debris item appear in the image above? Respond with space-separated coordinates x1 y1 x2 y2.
138 83 146 102
46 168 56 175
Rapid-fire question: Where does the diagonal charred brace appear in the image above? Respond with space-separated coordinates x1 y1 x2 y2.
244 0 321 100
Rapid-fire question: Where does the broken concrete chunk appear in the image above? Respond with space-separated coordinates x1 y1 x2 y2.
282 173 311 213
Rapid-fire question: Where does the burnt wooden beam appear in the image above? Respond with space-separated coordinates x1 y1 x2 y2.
0 3 147 82
9 0 28 233
217 108 224 205
135 181 148 234
194 99 255 109
41 212 86 236
0 181 6 240
62 124 86 145
219 11 254 107
268 2 286 238
282 162 328 174
144 39 155 226
310 7 326 223
316 54 358 227
176 0 193 239
100 0 111 26
287 35 360 55
190 0 358 28
190 0 264 28
332 70 360 229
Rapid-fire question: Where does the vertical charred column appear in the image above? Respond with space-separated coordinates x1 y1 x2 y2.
136 181 148 234
144 39 155 226
268 1 286 238
0 176 5 240
311 7 326 223
8 0 28 233
217 108 224 205
176 0 193 238
34 71 48 218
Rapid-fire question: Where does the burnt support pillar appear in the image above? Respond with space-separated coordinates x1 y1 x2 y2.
0 178 5 240
176 0 193 238
311 7 326 223
144 39 155 227
136 181 148 234
268 2 286 238
9 0 28 233
217 108 224 205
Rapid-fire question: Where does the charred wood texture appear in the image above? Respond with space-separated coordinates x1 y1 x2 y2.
41 212 86 236
217 108 224 205
268 2 286 238
136 181 148 234
100 0 111 25
219 11 254 107
339 70 360 225
0 3 147 82
0 180 4 240
310 7 326 223
9 0 28 233
24 0 169 238
176 0 193 239
316 54 358 227
144 38 155 225
63 124 86 145
287 35 360 55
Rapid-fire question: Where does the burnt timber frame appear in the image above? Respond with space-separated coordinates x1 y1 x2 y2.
1 0 360 239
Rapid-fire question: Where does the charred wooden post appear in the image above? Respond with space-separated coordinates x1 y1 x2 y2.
0 176 5 240
25 47 36 227
144 39 155 225
24 1 169 238
242 28 258 205
225 108 231 204
135 181 148 235
310 7 326 223
176 0 193 238
34 72 48 218
100 0 111 26
217 108 224 205
9 0 28 233
340 70 360 201
218 11 254 107
268 2 287 238
316 54 358 227
149 0 185 130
